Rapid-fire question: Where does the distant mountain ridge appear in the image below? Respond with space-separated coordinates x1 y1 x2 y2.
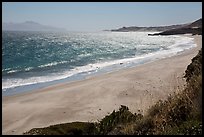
2 21 66 32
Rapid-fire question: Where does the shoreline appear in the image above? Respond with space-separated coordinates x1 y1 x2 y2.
2 35 196 97
2 35 202 135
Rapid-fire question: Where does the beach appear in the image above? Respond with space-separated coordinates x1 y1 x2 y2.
2 35 202 135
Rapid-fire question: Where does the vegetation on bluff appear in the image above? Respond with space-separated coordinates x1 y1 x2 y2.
24 49 202 135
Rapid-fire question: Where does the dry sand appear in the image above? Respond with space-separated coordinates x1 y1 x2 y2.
2 35 202 135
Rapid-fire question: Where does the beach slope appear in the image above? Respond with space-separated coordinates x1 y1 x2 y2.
2 35 202 135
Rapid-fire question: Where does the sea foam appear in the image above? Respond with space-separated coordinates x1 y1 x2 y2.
2 31 196 94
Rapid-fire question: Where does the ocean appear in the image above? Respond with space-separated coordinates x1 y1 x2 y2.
2 31 196 96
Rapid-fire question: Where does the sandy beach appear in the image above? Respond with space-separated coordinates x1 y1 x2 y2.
2 35 202 135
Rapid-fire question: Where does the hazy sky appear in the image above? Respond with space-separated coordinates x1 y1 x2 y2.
2 2 202 31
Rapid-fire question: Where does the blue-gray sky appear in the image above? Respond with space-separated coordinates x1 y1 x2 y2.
2 2 202 31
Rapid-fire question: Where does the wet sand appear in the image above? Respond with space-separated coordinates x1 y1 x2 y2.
2 35 202 135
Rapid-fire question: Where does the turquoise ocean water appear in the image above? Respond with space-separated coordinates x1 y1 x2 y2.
2 31 196 96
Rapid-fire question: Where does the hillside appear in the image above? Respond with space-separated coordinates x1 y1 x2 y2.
110 24 189 32
149 18 202 35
